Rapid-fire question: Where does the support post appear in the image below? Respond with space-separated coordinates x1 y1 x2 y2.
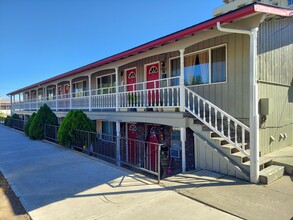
55 84 58 111
116 121 121 166
179 49 185 112
181 127 186 173
29 91 31 111
10 95 13 115
249 27 259 184
115 67 119 111
88 75 92 111
69 80 72 109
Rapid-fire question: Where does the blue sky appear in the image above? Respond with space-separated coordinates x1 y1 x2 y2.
0 0 223 99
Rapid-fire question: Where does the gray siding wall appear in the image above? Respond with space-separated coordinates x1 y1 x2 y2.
187 34 250 125
258 17 293 155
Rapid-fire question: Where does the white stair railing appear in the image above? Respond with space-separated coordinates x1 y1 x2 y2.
185 86 250 158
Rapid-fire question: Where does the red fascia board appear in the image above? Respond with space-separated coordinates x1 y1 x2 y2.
7 4 293 95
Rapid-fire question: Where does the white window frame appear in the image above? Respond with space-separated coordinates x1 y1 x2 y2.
73 80 86 97
96 72 116 93
169 44 227 86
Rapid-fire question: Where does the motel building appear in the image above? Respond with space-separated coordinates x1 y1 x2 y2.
8 1 293 183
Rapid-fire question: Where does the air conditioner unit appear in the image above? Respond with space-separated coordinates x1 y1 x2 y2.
170 147 182 159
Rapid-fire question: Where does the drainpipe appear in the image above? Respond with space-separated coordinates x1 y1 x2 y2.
217 22 259 183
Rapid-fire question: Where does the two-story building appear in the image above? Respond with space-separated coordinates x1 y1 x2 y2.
8 2 293 183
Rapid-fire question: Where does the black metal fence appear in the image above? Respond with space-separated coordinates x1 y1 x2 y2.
10 118 25 131
44 124 59 143
70 129 163 182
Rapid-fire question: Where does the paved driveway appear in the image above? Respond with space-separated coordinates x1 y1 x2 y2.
0 125 239 220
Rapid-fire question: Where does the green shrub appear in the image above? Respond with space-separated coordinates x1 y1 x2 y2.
57 110 95 147
29 104 58 140
4 114 20 127
4 116 11 126
24 113 36 136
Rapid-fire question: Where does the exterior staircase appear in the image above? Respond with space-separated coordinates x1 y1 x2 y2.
185 87 285 184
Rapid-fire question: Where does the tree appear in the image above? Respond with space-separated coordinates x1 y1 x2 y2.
57 110 96 147
29 104 58 140
24 113 36 136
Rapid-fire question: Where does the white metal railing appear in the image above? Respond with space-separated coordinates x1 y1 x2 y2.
118 76 180 109
11 76 180 111
185 86 250 158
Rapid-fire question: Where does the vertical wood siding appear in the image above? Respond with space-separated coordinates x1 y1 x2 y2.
258 17 293 155
186 34 250 125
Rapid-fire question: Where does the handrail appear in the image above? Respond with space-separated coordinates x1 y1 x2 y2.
185 86 250 158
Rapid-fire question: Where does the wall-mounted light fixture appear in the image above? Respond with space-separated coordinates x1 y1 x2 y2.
161 61 166 73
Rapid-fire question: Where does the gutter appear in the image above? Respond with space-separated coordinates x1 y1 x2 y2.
216 22 260 184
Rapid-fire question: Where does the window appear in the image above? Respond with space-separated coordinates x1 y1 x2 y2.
170 45 227 86
289 0 293 5
73 81 86 97
96 73 116 94
101 121 116 142
185 51 209 85
47 88 55 100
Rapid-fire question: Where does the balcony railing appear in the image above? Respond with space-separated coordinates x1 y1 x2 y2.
12 76 180 111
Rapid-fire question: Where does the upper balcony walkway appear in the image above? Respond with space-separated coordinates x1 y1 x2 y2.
12 77 180 112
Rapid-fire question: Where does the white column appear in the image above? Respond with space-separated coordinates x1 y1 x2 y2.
55 84 58 111
29 91 31 111
249 27 259 184
44 87 47 103
115 67 119 111
179 49 185 112
69 80 72 109
181 127 186 173
116 121 121 166
88 75 92 111
10 95 13 115
36 89 38 109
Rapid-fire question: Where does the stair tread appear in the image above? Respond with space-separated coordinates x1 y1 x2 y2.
243 157 272 166
232 149 250 158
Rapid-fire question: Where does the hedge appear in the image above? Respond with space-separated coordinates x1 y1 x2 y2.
57 110 95 147
4 113 20 127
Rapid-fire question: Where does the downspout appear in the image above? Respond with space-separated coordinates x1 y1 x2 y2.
216 22 259 183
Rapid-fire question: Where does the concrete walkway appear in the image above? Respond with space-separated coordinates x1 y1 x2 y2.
161 170 293 220
0 125 238 220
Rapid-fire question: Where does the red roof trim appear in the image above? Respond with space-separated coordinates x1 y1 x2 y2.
7 3 293 95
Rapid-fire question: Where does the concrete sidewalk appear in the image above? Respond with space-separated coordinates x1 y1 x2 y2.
0 125 238 220
161 170 293 220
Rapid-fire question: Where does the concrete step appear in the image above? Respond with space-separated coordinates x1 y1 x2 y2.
259 165 285 185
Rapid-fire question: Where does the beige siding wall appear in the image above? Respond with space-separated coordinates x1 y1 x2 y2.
258 17 293 155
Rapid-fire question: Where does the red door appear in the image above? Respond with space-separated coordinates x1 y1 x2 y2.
146 63 160 106
146 125 159 172
126 68 137 91
128 123 137 164
126 68 137 107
